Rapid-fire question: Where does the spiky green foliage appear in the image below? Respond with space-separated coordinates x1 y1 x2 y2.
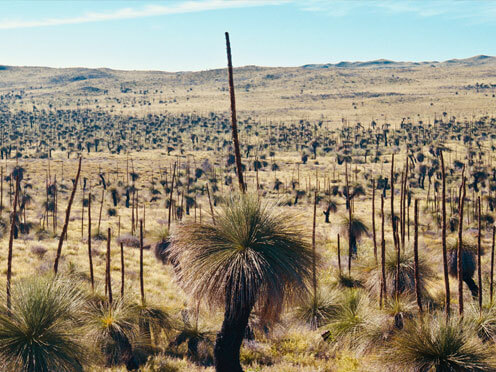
83 296 140 368
0 276 88 372
334 273 363 289
363 247 435 298
466 304 496 343
339 215 369 242
169 309 214 363
385 315 496 372
169 193 313 320
294 288 339 328
339 215 368 255
137 303 173 345
322 289 388 354
325 198 338 213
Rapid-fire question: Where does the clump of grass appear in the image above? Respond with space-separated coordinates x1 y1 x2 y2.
30 244 47 258
466 303 496 343
154 227 171 264
384 314 496 371
168 309 214 365
0 275 89 372
321 289 388 354
117 233 140 248
83 296 140 369
34 227 56 241
294 288 339 328
92 230 108 241
363 246 435 298
335 273 363 289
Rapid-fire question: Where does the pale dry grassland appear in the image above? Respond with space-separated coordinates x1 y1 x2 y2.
0 58 495 371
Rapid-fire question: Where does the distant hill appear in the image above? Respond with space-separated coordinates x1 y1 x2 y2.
302 55 496 70
0 55 495 122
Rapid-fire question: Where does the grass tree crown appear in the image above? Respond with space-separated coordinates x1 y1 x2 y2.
169 193 313 320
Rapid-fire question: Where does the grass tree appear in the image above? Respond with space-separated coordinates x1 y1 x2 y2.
84 296 140 370
385 315 496 371
321 289 388 354
169 193 313 372
339 215 369 257
365 247 435 299
447 238 479 298
0 276 88 372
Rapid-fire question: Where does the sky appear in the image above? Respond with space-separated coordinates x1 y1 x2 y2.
1 0 496 72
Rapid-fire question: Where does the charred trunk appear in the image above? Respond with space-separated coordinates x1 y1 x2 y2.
214 302 252 372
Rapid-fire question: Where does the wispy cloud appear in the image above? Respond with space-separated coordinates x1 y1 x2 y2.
299 0 496 21
0 0 287 30
2 0 495 30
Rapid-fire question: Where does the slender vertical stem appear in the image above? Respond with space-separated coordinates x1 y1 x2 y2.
372 179 377 264
106 227 112 306
337 234 341 275
399 170 405 251
139 219 145 306
391 154 400 299
458 172 466 316
413 199 422 314
0 166 3 217
120 242 125 298
440 150 450 317
206 183 216 225
6 174 20 311
167 162 176 230
131 189 135 234
97 189 104 236
312 191 317 304
402 159 408 248
478 196 483 311
54 157 82 274
491 225 495 303
81 187 85 239
345 162 352 275
381 194 386 308
88 192 94 291
225 32 245 193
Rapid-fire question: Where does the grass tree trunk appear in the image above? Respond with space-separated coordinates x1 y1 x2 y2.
54 157 82 274
214 284 252 372
6 174 20 311
214 306 251 372
440 151 450 317
225 32 245 194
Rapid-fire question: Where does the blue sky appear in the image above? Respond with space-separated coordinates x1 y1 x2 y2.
1 0 495 71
